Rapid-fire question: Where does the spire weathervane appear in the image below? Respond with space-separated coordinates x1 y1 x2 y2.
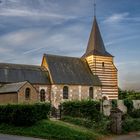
94 0 96 17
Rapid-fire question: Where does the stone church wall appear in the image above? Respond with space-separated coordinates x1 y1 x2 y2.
33 84 51 102
51 85 102 108
18 82 38 104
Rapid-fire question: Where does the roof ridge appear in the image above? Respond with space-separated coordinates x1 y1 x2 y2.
4 81 28 86
0 63 40 68
44 53 80 59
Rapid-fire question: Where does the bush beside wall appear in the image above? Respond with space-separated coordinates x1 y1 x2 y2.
123 99 134 115
129 109 140 118
111 99 117 108
0 103 51 126
122 118 140 132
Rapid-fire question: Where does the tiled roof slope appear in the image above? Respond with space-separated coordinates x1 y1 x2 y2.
44 54 101 86
0 63 50 84
0 81 27 93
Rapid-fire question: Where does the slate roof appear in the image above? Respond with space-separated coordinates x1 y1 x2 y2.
0 63 50 84
44 54 101 86
83 17 113 57
0 81 27 93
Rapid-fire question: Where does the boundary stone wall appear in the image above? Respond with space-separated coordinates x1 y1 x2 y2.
103 100 140 116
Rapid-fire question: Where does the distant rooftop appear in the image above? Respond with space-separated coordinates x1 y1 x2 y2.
0 81 27 93
0 63 50 84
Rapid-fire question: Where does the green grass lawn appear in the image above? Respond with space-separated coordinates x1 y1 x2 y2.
0 119 102 140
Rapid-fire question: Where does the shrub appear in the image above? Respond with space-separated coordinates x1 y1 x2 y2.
129 109 140 118
61 100 102 121
122 118 140 132
119 88 140 100
93 117 110 134
111 100 117 108
123 99 133 114
0 103 51 126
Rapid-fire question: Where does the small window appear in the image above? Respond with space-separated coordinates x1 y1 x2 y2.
25 88 30 100
63 86 69 99
102 96 108 100
102 62 105 67
40 89 46 102
89 87 93 99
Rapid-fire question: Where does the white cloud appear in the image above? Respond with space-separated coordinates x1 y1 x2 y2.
104 12 129 23
105 35 140 46
0 8 76 20
116 61 140 67
0 47 11 53
0 29 45 46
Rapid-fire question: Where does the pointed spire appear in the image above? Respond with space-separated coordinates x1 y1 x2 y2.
82 14 112 57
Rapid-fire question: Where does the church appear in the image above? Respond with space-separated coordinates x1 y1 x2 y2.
0 16 118 107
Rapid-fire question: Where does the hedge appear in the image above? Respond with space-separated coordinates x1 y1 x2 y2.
61 100 102 121
129 109 140 118
123 99 133 114
122 118 140 132
0 103 51 126
111 99 117 108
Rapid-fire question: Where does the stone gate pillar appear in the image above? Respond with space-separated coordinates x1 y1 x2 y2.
110 108 123 134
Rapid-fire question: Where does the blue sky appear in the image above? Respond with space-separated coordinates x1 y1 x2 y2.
0 0 140 90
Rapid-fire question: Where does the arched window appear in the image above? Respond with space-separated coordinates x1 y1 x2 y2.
63 86 69 99
40 89 46 102
89 87 94 99
102 96 108 100
25 88 30 100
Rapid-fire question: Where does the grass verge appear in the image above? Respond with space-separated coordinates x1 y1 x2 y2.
61 116 110 135
0 119 102 140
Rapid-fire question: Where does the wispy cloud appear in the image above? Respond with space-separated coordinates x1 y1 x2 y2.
104 12 129 23
0 21 86 64
0 8 76 20
106 35 140 46
116 61 140 67
0 29 45 46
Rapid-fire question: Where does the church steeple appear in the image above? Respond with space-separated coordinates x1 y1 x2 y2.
82 16 112 57
83 1 118 100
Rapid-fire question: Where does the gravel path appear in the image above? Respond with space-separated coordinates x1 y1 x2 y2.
103 132 140 140
0 134 45 140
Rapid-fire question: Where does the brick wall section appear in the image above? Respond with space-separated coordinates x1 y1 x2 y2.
18 82 38 104
0 93 18 104
51 85 102 108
